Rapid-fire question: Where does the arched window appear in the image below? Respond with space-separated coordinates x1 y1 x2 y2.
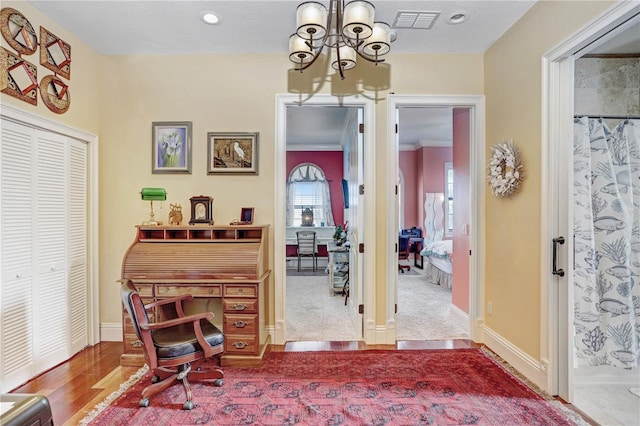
286 163 335 227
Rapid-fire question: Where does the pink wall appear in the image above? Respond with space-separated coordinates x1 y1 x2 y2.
286 151 344 226
452 109 470 313
400 147 452 233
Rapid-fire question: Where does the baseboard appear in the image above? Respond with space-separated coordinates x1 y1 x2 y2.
450 304 468 325
574 366 640 386
480 325 549 392
100 322 122 341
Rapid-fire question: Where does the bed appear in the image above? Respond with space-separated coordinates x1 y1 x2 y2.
420 240 453 289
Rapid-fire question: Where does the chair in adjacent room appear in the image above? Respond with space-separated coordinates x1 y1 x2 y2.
398 234 411 273
296 230 317 272
120 280 224 410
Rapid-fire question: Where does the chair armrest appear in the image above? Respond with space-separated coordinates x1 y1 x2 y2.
141 311 214 331
141 311 220 358
145 295 193 318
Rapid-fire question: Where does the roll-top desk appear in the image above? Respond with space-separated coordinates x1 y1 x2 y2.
120 225 270 367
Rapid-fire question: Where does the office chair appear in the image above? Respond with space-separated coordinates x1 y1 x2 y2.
296 230 317 272
120 280 224 410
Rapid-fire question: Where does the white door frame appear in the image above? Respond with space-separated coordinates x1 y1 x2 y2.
385 95 485 344
541 1 640 399
0 103 100 346
274 94 376 344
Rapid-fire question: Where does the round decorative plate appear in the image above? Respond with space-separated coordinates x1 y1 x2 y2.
0 7 37 55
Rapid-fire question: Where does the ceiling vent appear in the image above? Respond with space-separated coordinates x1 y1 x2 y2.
392 11 440 29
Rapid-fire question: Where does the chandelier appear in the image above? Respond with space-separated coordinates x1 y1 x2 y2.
288 0 392 79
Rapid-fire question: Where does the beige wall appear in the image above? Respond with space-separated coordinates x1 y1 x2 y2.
1 0 619 366
483 0 614 357
99 53 484 327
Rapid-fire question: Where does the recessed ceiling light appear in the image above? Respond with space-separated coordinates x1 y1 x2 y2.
448 12 467 25
201 11 220 25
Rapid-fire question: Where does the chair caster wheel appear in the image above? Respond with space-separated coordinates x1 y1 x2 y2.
139 398 150 407
183 401 195 410
151 375 160 384
214 378 224 387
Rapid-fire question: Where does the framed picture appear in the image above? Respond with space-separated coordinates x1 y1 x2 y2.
207 132 258 175
152 121 192 174
189 196 213 225
240 207 254 224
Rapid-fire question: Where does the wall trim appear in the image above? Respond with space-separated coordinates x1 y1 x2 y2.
100 322 122 342
481 325 549 392
450 303 468 325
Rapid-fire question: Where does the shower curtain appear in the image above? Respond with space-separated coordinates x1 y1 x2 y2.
573 117 639 369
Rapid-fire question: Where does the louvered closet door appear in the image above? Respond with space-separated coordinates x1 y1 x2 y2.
33 129 70 372
0 119 89 392
0 119 36 391
69 139 88 354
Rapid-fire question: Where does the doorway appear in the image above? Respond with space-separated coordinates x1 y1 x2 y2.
544 2 639 425
284 105 360 341
386 95 485 344
274 94 376 345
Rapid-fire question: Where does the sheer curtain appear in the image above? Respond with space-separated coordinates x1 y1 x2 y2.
573 117 639 369
286 163 335 227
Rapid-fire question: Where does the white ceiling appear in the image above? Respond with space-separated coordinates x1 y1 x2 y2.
24 1 639 149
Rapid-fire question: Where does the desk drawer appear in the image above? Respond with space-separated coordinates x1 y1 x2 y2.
223 314 257 335
223 284 256 298
225 334 259 355
223 298 258 313
157 285 222 298
135 284 153 297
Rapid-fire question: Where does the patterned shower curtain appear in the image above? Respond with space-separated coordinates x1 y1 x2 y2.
573 117 640 369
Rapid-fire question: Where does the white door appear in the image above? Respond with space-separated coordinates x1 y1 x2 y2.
0 119 88 392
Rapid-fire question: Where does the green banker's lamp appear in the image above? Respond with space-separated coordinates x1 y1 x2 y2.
141 187 167 225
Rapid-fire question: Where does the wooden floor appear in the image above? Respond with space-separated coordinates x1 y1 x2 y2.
9 340 595 426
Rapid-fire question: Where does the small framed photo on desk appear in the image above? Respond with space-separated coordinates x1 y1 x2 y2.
189 195 213 225
240 207 254 224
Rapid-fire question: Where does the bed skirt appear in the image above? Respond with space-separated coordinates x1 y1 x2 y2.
425 261 452 289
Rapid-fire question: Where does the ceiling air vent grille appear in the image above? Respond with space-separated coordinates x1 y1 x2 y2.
392 11 440 29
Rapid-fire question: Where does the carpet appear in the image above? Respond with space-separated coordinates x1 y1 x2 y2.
396 274 469 341
80 349 585 425
286 275 359 341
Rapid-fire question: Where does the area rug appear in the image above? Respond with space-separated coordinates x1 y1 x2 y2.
80 349 585 425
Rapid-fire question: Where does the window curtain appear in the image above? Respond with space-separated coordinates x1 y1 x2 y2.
573 117 639 369
286 163 335 227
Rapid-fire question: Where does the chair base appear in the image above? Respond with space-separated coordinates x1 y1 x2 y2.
399 264 410 273
140 360 224 410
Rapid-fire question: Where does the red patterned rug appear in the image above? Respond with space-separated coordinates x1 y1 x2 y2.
81 349 583 425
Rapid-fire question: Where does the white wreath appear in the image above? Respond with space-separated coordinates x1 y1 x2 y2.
488 140 524 198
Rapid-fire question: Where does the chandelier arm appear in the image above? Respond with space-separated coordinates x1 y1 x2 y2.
353 48 386 64
294 42 326 71
336 46 346 80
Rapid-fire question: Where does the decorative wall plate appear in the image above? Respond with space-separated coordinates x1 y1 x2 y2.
1 47 37 105
40 27 71 79
39 74 70 113
0 8 37 56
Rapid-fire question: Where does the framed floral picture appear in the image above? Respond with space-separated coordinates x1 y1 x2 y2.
207 132 258 175
152 121 192 174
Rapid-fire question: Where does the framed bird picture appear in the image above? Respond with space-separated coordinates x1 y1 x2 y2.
207 132 258 175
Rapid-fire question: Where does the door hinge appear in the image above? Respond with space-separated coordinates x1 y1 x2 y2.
359 184 364 195
359 123 364 134
395 303 397 314
395 123 398 134
395 243 398 253
358 243 364 253
395 185 398 195
469 250 472 256
358 304 364 314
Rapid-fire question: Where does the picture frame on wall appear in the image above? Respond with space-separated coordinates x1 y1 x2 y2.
207 132 258 175
152 121 192 174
